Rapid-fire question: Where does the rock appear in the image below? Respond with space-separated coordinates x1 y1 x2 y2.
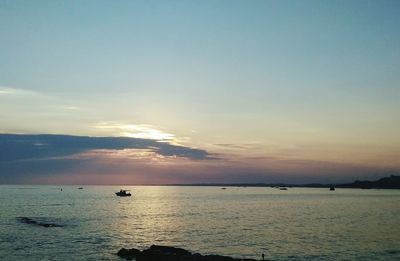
117 245 257 261
148 245 192 256
117 248 141 260
17 217 64 228
202 255 235 261
140 245 192 261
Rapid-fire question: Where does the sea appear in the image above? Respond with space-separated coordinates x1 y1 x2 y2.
0 186 399 261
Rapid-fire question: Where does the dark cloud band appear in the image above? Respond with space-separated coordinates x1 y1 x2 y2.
0 134 213 162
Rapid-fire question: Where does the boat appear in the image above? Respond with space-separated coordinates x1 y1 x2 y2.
116 189 131 197
77 187 83 190
279 187 288 190
329 186 335 191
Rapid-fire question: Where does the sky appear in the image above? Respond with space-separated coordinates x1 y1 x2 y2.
0 0 399 184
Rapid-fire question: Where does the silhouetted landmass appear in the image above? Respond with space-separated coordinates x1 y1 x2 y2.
17 217 64 228
117 245 258 261
169 175 400 189
337 175 400 189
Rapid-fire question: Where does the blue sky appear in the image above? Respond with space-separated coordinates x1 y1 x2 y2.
0 0 399 184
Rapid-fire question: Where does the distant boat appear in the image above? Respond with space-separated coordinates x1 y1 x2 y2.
77 187 83 190
329 186 335 191
116 189 131 197
279 187 288 190
221 187 226 190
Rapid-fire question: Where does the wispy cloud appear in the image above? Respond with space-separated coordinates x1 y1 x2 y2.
59 106 81 111
0 86 82 111
0 86 37 96
213 143 260 150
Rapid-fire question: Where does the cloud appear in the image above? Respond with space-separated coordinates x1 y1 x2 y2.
213 143 260 150
0 86 37 96
0 134 213 162
60 106 81 111
1 134 397 185
94 122 176 142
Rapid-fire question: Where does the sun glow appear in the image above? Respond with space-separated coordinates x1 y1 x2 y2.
95 122 176 142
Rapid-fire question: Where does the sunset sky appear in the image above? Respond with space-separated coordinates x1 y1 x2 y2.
1 0 399 184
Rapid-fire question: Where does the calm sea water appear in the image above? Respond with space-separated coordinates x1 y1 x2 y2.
0 186 399 260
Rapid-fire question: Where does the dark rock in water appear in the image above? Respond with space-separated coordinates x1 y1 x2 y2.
202 255 235 261
148 245 192 256
17 217 64 228
117 245 258 261
117 248 142 260
141 245 193 261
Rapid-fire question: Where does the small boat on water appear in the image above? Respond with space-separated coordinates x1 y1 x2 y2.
329 186 335 191
279 187 288 190
77 187 83 190
116 189 131 197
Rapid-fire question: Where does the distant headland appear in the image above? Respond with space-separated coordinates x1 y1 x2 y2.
334 175 400 189
169 175 400 189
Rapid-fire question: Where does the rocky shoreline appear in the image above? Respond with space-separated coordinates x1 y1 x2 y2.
117 245 260 261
